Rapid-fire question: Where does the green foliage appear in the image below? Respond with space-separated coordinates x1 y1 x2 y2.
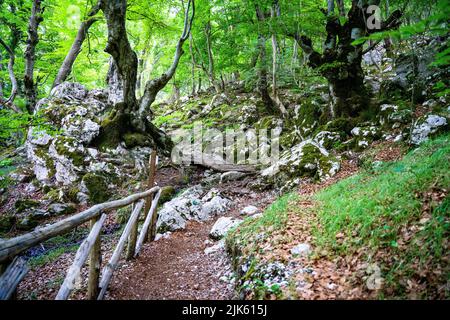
227 192 298 249
28 245 79 269
313 133 450 296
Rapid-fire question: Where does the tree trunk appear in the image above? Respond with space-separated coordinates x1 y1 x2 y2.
291 0 402 118
102 0 138 112
256 5 276 114
52 3 101 89
189 33 196 95
0 38 20 112
24 0 44 114
204 20 221 93
97 0 194 154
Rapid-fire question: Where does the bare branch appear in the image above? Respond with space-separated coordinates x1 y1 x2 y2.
52 2 102 89
0 38 20 113
138 0 195 115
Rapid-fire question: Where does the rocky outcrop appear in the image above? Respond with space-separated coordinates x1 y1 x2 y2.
410 115 448 145
26 82 154 204
209 217 243 240
261 139 340 191
156 186 233 232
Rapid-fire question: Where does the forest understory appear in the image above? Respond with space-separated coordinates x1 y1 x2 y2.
0 0 449 301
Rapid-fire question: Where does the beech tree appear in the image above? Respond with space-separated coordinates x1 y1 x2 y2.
290 0 403 118
95 0 195 152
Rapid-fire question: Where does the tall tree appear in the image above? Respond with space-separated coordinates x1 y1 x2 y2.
97 0 195 152
24 0 44 114
290 0 402 118
52 1 102 89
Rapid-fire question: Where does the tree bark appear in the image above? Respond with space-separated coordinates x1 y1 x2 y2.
204 20 221 93
52 3 101 89
256 5 277 114
0 38 20 112
101 0 138 112
290 0 402 118
138 0 195 115
24 0 44 114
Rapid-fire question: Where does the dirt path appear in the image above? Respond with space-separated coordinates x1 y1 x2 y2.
106 179 275 300
106 220 234 300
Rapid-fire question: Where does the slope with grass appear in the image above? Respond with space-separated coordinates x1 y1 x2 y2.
227 134 450 299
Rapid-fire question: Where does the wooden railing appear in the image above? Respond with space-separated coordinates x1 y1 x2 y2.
0 151 161 300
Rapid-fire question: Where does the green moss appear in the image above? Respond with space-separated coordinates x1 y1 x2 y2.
54 136 84 167
323 117 356 136
15 199 39 212
17 215 39 231
93 109 129 151
159 185 176 204
67 187 80 203
44 189 60 202
34 147 56 177
0 214 16 232
123 132 149 148
82 173 110 204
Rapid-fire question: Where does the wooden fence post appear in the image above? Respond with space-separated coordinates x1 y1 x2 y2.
87 215 102 300
126 203 139 260
144 150 157 242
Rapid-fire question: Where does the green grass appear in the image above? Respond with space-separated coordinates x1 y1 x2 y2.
228 133 449 299
313 134 450 253
312 133 450 297
227 192 299 249
28 245 79 269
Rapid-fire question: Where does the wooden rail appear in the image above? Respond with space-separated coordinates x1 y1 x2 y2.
0 152 161 300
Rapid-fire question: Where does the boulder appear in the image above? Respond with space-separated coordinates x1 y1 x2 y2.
313 131 341 149
209 217 243 240
261 139 340 189
351 124 381 150
156 186 232 233
48 203 76 216
204 240 225 255
410 115 448 145
220 171 247 183
26 82 155 204
240 205 259 216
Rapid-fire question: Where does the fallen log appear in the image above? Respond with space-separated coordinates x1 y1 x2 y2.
0 257 28 300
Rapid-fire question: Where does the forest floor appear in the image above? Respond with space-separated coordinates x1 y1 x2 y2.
14 139 447 300
15 165 276 300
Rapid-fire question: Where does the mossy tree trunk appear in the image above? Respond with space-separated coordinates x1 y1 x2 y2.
291 0 402 118
97 0 195 153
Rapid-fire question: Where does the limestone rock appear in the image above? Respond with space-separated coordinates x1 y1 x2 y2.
209 217 243 240
291 243 312 256
410 115 447 145
240 205 259 216
261 139 340 189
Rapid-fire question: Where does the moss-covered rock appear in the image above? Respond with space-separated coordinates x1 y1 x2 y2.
261 140 340 190
350 124 382 151
15 199 40 213
123 132 149 148
159 185 176 204
67 187 81 203
17 215 39 231
43 189 62 202
0 214 16 232
82 173 111 204
54 136 85 167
